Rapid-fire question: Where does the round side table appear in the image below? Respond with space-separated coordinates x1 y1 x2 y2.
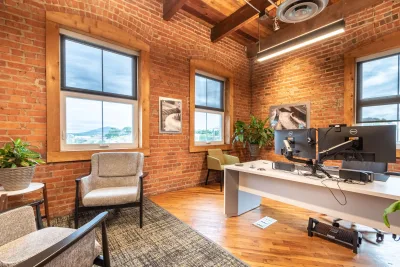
0 182 51 226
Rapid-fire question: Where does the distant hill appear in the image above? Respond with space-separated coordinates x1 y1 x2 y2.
72 126 113 136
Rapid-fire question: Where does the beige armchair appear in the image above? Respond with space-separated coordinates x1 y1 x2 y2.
0 202 110 267
75 152 148 229
206 149 240 191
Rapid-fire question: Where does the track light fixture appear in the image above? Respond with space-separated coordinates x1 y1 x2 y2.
257 19 345 62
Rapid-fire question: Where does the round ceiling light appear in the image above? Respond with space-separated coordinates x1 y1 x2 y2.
276 0 329 23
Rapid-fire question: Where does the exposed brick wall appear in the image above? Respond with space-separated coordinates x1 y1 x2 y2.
251 0 400 169
0 0 251 216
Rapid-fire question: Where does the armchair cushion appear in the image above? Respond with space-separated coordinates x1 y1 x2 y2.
98 152 140 177
207 149 225 165
207 156 224 171
0 206 36 247
0 227 101 267
82 186 138 207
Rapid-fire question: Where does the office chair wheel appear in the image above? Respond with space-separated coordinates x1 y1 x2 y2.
376 233 384 243
332 222 340 228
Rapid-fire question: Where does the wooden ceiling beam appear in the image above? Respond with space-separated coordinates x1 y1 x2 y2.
247 0 385 57
163 0 188 21
211 0 270 43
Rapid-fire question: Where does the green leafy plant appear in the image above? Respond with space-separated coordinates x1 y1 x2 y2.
383 201 400 228
0 138 45 168
232 115 274 148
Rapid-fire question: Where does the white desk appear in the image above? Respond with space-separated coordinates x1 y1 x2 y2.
224 160 400 234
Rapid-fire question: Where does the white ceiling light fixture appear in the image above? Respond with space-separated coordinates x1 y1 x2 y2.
257 19 345 62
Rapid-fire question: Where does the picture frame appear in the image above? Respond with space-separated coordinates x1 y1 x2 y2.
159 97 182 134
269 102 310 130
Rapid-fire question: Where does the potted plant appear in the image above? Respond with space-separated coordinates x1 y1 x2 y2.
0 138 45 191
232 115 274 157
383 201 400 228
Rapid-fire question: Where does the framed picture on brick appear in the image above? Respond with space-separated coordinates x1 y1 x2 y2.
270 102 310 130
159 97 182 133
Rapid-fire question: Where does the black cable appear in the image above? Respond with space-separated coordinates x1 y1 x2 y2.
321 178 347 206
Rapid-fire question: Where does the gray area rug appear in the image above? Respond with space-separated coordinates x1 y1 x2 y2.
53 199 248 267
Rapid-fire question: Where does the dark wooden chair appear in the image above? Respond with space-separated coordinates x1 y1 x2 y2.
0 201 110 267
75 152 148 229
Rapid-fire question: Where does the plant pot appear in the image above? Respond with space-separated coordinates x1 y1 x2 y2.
249 144 261 157
0 166 35 191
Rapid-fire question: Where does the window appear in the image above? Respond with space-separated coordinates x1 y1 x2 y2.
60 33 139 151
194 73 224 145
189 59 234 153
356 51 400 145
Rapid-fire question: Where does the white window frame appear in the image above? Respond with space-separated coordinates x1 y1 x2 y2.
355 48 400 149
194 71 225 146
194 108 225 146
59 29 140 152
60 91 139 151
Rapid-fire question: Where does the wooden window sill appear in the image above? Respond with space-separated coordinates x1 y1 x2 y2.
47 148 150 163
189 144 232 153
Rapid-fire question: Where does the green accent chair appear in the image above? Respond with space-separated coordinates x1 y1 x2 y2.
206 149 240 192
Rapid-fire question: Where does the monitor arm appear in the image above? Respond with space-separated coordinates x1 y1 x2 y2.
318 140 355 163
281 139 332 178
282 140 313 165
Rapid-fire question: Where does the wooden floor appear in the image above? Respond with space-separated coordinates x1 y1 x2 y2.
150 183 400 267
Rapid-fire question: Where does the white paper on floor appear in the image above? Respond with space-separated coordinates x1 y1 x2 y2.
253 216 277 229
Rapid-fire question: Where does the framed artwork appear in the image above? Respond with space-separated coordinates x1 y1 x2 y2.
159 97 182 133
270 102 310 130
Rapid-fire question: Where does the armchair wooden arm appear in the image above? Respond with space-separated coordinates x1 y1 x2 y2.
15 211 110 267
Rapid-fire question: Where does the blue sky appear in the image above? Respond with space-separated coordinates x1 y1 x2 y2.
66 97 133 134
65 39 134 96
361 55 399 120
64 39 134 135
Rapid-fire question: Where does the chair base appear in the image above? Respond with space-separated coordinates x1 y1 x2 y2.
75 202 143 229
205 170 223 192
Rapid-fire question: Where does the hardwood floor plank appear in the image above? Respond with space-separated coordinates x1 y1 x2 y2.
150 184 400 266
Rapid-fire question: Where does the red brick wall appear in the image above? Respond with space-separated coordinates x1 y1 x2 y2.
251 1 400 169
0 0 251 216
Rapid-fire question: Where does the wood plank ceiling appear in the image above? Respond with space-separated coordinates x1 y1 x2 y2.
163 0 382 57
164 0 340 46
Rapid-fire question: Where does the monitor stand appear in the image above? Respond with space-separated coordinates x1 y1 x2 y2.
285 156 331 179
303 162 332 179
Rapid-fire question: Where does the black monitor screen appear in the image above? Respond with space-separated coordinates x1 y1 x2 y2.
274 129 317 159
318 125 396 163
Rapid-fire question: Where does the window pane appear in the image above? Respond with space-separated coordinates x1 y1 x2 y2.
103 102 133 144
206 113 222 141
360 104 398 122
207 79 223 109
103 51 134 96
195 111 207 142
195 75 207 106
65 39 102 91
360 55 399 99
66 98 102 144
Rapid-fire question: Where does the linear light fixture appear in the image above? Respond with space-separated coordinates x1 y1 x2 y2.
257 19 345 62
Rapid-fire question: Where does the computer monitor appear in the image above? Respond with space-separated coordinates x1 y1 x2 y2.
274 129 317 159
318 125 396 163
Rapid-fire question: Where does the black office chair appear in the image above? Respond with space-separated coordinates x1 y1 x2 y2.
332 161 400 243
